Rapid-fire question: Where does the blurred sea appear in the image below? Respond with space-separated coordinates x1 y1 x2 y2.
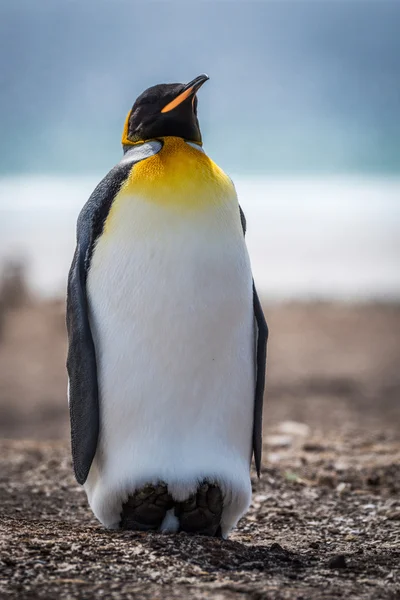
1 175 399 301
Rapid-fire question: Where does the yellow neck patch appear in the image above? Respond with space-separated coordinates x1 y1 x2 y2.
119 137 235 209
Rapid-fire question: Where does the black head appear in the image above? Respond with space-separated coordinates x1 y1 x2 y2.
122 74 209 149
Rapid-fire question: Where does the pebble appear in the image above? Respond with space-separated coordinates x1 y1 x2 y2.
317 471 337 488
266 435 292 449
385 509 400 521
303 443 326 452
270 542 286 553
277 421 310 437
336 482 347 493
328 554 347 569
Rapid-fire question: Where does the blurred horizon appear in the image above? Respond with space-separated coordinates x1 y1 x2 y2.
1 0 400 176
1 173 399 300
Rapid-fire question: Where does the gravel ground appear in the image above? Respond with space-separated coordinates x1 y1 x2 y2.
0 301 399 599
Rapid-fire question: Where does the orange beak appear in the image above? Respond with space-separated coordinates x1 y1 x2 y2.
161 74 209 114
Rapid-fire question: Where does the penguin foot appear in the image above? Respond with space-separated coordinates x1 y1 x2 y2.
120 483 174 531
175 482 223 536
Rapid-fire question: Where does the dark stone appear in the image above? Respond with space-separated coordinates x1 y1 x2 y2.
328 554 347 569
270 542 285 553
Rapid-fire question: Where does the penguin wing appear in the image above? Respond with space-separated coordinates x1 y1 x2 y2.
239 206 268 477
66 141 162 485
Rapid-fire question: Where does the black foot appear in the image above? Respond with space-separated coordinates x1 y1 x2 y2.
120 483 173 531
175 482 223 536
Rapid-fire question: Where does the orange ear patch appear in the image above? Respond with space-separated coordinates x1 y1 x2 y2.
121 110 133 145
161 87 194 113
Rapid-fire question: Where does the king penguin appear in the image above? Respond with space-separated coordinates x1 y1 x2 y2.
66 74 268 538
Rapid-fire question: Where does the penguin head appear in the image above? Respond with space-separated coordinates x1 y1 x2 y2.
122 74 209 149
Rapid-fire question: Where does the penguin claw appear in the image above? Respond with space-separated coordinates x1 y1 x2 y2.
120 483 174 531
175 481 223 536
120 481 223 536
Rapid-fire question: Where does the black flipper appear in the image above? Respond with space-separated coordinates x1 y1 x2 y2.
66 141 162 485
252 282 268 477
239 206 268 477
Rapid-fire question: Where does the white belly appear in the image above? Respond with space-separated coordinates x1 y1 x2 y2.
85 193 255 536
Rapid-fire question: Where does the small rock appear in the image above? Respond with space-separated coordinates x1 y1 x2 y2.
367 474 380 486
336 482 347 494
386 510 400 521
266 435 292 449
303 443 326 452
278 421 310 437
328 554 347 569
254 494 268 503
270 542 285 553
317 471 337 488
386 571 394 580
334 461 348 472
267 452 281 464
309 541 320 549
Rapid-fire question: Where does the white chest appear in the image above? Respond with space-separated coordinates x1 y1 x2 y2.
86 192 255 477
88 192 252 339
